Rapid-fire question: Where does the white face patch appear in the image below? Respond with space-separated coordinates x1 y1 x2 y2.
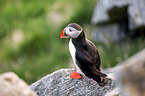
65 27 82 38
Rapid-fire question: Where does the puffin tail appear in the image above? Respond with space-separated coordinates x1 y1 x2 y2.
98 77 108 86
91 73 108 87
99 72 108 87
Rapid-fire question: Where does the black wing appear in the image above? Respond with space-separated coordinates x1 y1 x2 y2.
76 50 108 86
76 50 107 78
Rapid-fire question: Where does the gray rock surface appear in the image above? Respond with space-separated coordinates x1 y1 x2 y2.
92 23 127 42
116 48 145 96
0 72 37 96
128 0 145 30
91 0 145 28
30 69 118 96
91 0 130 24
91 0 145 42
30 48 145 96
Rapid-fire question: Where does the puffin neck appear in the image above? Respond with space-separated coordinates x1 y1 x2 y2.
72 30 86 47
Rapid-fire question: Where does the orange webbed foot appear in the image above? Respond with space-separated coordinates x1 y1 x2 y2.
70 71 82 79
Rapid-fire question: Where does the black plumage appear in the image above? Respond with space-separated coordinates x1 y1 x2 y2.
71 29 108 86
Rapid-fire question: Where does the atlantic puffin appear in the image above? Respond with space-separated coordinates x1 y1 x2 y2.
60 23 108 86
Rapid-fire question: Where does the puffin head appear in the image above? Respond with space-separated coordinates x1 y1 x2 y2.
60 23 83 38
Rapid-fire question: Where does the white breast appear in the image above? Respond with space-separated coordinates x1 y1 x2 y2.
69 38 84 75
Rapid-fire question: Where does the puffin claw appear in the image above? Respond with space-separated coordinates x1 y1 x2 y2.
70 71 82 79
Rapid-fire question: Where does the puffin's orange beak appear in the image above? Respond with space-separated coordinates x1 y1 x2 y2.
60 29 69 38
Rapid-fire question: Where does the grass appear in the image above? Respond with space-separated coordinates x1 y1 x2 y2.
96 38 145 68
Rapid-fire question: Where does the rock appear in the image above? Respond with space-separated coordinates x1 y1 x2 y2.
91 0 129 24
128 0 145 30
91 0 145 42
30 48 145 96
105 87 120 96
30 69 118 96
91 0 145 28
0 72 37 96
91 23 127 42
116 48 145 96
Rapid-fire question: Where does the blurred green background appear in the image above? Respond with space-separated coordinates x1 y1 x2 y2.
0 0 144 84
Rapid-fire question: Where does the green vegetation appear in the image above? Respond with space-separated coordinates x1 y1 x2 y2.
0 0 97 84
96 38 145 68
0 0 145 85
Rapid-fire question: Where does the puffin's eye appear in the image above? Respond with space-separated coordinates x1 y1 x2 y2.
69 29 72 32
